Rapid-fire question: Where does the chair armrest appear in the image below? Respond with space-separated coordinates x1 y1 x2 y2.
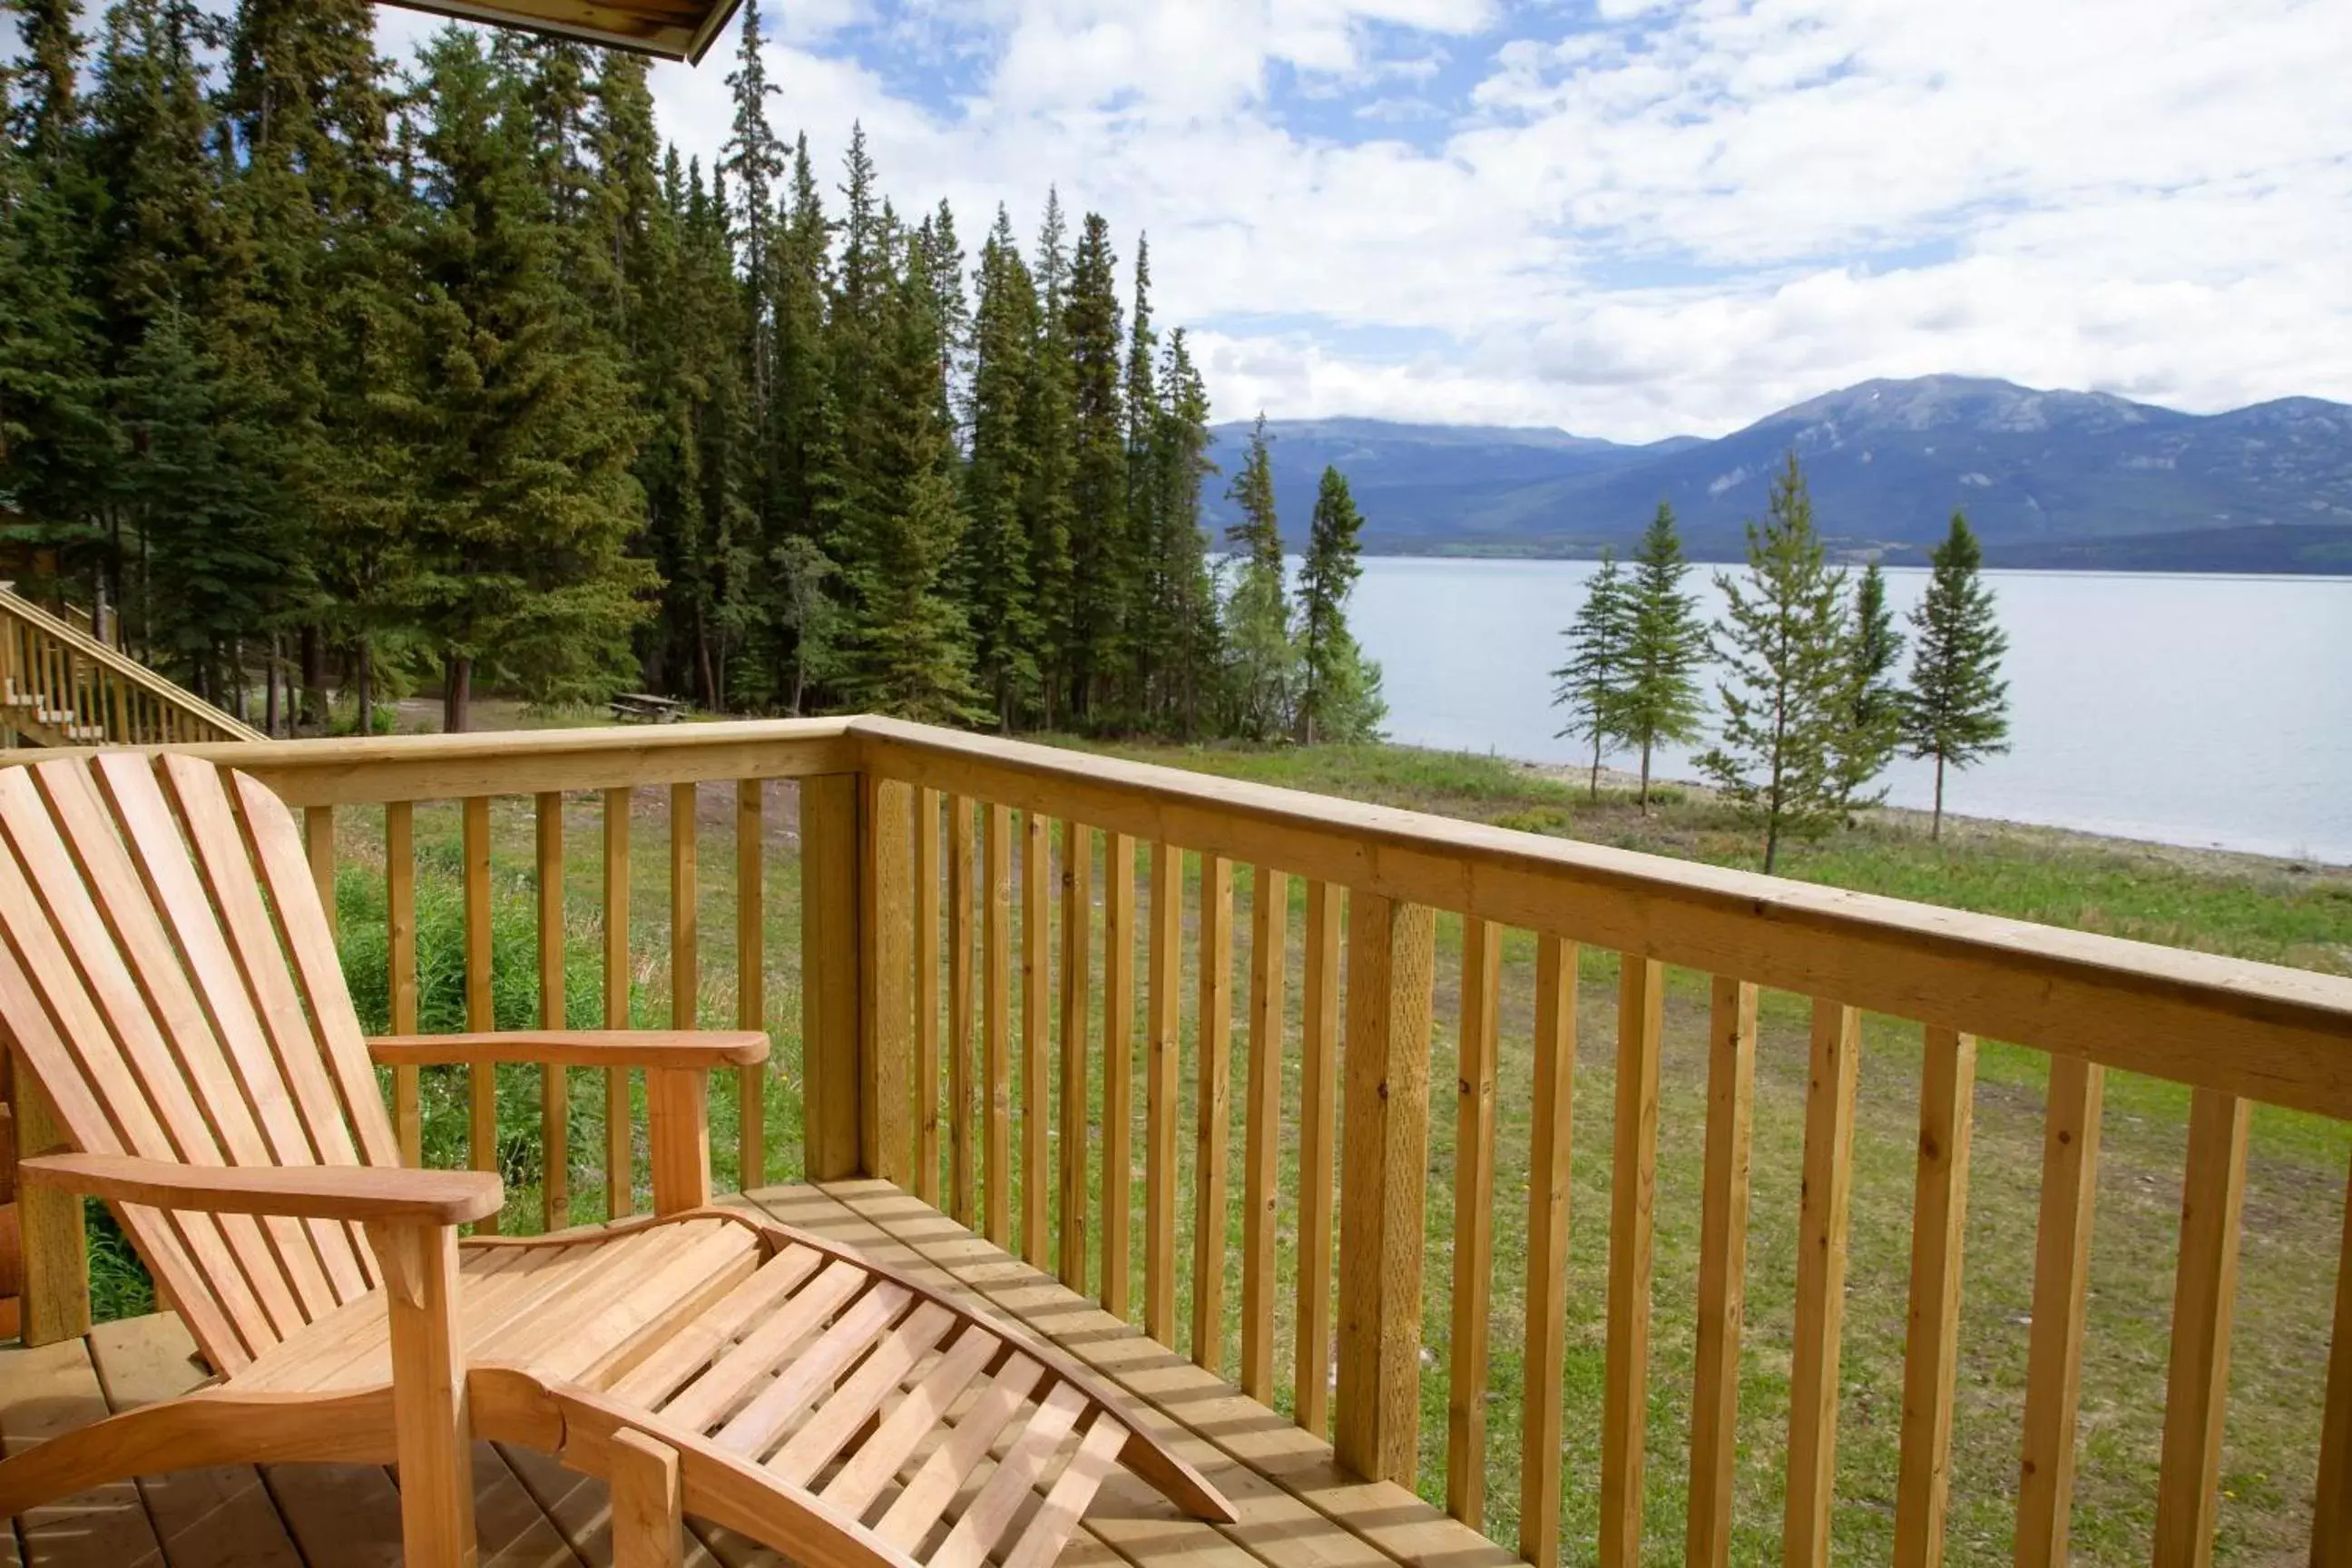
368 1030 769 1071
19 1152 505 1226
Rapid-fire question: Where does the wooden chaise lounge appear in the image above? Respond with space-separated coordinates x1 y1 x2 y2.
0 752 1233 1566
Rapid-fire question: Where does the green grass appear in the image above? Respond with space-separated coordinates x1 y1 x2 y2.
71 736 2352 1566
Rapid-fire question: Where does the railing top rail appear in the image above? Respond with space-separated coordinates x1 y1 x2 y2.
851 717 2352 1119
0 585 267 742
13 713 2346 1116
15 715 858 804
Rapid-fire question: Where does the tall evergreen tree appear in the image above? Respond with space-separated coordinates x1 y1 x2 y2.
1062 211 1126 723
1902 512 2011 838
1832 559 1904 813
838 248 977 722
1018 191 1076 725
404 28 652 730
1553 551 1632 798
1220 414 1291 740
1146 328 1220 737
1696 452 1851 871
1618 502 1710 812
1294 466 1383 744
961 207 1042 728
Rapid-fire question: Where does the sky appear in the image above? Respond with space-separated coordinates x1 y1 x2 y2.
69 0 2352 440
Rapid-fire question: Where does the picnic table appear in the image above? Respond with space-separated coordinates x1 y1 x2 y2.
608 691 689 723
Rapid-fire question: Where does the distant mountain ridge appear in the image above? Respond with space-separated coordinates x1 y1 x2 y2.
1204 376 2352 573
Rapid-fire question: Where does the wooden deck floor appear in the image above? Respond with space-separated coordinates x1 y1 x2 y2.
0 1180 1515 1568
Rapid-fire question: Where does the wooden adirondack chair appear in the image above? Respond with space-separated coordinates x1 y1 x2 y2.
0 752 1233 1567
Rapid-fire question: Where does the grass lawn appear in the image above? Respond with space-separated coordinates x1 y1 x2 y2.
85 730 2347 1566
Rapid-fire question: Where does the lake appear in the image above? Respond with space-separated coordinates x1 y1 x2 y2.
1348 557 2352 865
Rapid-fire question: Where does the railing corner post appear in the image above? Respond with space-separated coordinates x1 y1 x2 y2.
1334 892 1436 1489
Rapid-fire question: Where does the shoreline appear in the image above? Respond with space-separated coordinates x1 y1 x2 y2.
1516 754 2351 877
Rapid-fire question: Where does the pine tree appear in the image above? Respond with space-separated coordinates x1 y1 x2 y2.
1901 512 2011 838
1220 414 1292 740
1553 551 1632 798
1295 466 1383 744
769 132 848 704
838 249 978 723
961 207 1042 728
1147 328 1220 737
404 28 652 730
1018 191 1076 726
1696 452 1851 871
1063 211 1126 724
0 0 112 575
1833 559 1904 814
1618 502 1710 812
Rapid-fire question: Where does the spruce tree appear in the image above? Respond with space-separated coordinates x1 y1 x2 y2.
838 250 977 723
1833 559 1904 813
1553 551 1632 798
1018 191 1076 726
1063 211 1126 724
404 28 651 730
1901 512 2011 837
1696 452 1851 871
1618 502 1710 811
1295 466 1383 744
961 207 1042 728
1220 414 1292 740
1147 328 1220 737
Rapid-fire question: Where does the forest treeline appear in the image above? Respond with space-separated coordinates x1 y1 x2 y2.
0 0 1383 741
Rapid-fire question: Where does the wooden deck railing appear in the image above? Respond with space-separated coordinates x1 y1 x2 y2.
0 585 265 746
4 715 2350 1567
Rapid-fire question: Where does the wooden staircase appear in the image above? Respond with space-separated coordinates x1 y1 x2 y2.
0 585 264 747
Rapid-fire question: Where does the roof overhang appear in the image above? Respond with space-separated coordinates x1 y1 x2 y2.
378 0 743 64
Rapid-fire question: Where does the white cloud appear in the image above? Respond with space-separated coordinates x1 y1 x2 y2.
31 0 2343 440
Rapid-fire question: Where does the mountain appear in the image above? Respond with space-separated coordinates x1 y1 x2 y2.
1206 377 2352 571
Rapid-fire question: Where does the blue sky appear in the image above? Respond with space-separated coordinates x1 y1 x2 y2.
117 0 2352 437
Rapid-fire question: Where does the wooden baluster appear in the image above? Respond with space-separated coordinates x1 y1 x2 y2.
2014 1054 2104 1568
915 789 942 1207
2316 1161 2352 1568
1687 977 1759 1568
1894 1026 1978 1568
1601 956 1664 1568
671 783 698 1034
1191 853 1234 1374
387 801 422 1166
1296 880 1343 1436
463 795 498 1230
983 804 1014 1245
858 777 915 1187
1020 808 1051 1269
948 797 976 1227
1240 866 1289 1402
1101 832 1137 1320
1447 917 1502 1528
537 793 570 1230
2153 1088 2252 1568
1145 842 1182 1347
1058 819 1093 1294
736 779 766 1191
1784 1000 1863 1568
1521 933 1579 1568
801 775 860 1183
1335 892 1436 1489
603 785 635 1216
305 806 337 943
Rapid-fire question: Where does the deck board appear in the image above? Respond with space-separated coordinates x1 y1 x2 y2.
1 1181 1511 1568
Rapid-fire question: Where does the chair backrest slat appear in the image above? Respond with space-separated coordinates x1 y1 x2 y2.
41 761 373 1308
0 754 401 1371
